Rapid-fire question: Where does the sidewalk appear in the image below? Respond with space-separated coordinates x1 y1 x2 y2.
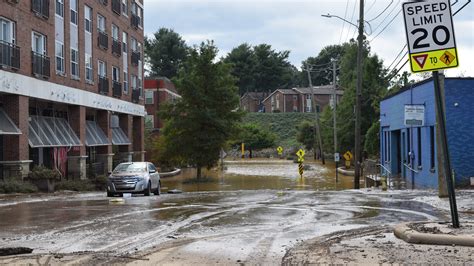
282 222 474 265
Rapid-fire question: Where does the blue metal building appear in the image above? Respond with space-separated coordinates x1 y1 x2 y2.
380 77 474 189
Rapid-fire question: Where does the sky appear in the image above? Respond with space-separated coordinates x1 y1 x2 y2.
144 0 474 79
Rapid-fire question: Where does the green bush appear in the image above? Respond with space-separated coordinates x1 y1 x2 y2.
28 166 61 180
0 179 38 194
55 179 95 191
93 175 108 190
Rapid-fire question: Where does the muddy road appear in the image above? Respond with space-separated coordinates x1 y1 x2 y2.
0 161 470 264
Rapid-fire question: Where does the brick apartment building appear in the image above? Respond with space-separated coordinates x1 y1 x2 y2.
143 77 181 161
0 0 145 179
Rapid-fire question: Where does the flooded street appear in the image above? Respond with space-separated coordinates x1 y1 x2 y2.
0 161 472 265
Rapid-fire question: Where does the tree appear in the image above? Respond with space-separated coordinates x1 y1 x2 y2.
159 41 241 179
296 121 318 159
223 43 256 96
301 44 345 87
145 28 189 79
224 43 300 95
364 120 380 157
233 123 276 158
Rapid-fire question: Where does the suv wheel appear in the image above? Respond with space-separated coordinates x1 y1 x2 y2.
154 181 161 195
144 181 151 196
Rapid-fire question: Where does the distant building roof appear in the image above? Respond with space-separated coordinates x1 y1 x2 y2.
262 86 344 103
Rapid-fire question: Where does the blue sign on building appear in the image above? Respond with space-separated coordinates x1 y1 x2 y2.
380 77 474 189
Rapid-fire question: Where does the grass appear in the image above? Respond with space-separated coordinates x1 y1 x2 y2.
243 112 313 148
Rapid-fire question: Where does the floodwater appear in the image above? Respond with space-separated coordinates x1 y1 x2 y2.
161 159 355 192
0 160 466 265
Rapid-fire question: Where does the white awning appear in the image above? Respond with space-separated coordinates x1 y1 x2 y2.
0 108 21 135
85 121 111 146
112 127 131 145
28 116 81 147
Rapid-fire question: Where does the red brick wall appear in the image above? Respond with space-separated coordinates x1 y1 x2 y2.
0 0 144 105
2 95 29 161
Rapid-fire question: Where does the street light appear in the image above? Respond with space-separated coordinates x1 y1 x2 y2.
322 0 365 189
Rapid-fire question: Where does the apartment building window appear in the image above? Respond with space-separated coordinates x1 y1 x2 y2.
70 0 78 25
145 115 154 128
131 74 137 89
130 37 137 52
145 90 154 105
111 24 121 55
55 41 65 74
71 48 79 79
0 17 19 69
98 60 106 77
32 31 50 78
122 31 128 52
111 24 119 40
138 78 142 96
32 32 46 55
32 0 50 18
84 5 92 33
122 0 128 16
85 53 93 82
112 66 120 82
55 0 64 17
123 72 128 94
97 14 106 32
131 2 143 28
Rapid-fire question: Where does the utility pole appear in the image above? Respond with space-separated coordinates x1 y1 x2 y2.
306 68 325 164
332 60 338 182
354 0 364 189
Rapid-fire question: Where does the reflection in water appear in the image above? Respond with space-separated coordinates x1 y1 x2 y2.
161 160 355 193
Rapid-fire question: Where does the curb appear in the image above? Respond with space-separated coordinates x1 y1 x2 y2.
394 222 474 247
159 168 181 177
337 167 354 176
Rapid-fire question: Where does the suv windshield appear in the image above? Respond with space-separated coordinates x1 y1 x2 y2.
113 163 147 174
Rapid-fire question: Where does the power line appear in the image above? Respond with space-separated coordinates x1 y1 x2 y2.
369 8 402 42
367 0 393 22
339 0 350 44
387 44 407 70
345 0 358 42
365 0 377 15
370 0 400 34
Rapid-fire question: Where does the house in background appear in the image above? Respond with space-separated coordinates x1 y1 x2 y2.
261 86 344 113
240 92 270 112
380 77 474 189
144 77 181 161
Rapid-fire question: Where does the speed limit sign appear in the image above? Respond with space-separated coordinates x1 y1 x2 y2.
403 0 458 73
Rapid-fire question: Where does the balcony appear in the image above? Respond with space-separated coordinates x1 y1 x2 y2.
0 41 20 69
112 39 121 57
31 0 49 18
31 51 50 78
98 76 109 95
131 51 140 66
98 31 108 50
131 14 140 29
112 81 122 98
111 0 121 14
132 89 140 103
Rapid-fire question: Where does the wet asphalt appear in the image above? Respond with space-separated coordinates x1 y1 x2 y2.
0 161 459 264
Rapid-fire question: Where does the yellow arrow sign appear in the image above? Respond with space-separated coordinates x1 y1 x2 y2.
296 149 305 158
343 151 353 161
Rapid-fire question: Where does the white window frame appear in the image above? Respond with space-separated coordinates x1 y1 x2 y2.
98 60 107 78
122 0 128 16
0 17 16 44
84 5 92 33
97 14 106 32
123 71 129 94
138 78 143 96
56 0 64 18
70 0 78 25
111 24 119 40
145 115 154 128
32 32 46 55
131 2 143 28
131 74 137 90
55 41 65 74
85 53 93 82
71 48 79 79
122 31 128 53
112 66 120 82
145 90 154 105
130 37 137 52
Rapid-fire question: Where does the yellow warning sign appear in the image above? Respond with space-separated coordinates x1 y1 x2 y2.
410 48 458 73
